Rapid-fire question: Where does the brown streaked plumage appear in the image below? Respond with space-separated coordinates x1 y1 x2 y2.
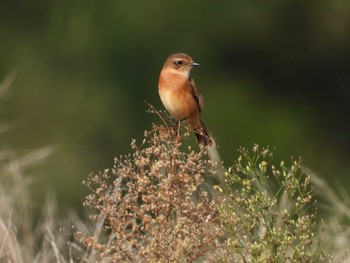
158 53 215 147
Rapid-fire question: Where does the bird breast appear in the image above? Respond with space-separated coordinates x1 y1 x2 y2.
158 73 198 121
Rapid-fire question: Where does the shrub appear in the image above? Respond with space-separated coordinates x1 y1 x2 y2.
76 124 223 262
75 108 333 262
215 145 330 262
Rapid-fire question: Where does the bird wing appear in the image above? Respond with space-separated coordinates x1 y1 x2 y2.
190 78 204 112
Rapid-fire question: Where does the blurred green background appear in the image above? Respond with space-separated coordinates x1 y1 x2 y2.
1 0 349 213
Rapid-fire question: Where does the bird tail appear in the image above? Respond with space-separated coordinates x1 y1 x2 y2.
194 120 216 147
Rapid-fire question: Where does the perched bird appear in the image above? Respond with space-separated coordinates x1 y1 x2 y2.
158 53 215 147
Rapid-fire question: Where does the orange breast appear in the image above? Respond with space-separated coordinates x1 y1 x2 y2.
159 73 199 121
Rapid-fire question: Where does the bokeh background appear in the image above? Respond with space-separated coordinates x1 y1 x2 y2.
1 0 349 214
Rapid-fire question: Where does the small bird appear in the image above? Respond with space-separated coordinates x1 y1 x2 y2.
158 53 215 147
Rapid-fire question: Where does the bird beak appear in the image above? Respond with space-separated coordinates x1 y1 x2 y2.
190 62 200 66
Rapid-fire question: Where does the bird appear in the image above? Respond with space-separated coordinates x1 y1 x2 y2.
158 53 215 147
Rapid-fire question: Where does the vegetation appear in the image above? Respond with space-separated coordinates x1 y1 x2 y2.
1 119 350 261
217 146 328 261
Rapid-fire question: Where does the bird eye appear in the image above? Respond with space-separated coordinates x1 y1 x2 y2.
174 60 183 66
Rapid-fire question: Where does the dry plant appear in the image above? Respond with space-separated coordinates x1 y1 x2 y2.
75 123 224 262
74 107 348 262
214 145 331 262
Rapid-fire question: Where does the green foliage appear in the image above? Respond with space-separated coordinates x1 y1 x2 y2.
217 145 330 262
